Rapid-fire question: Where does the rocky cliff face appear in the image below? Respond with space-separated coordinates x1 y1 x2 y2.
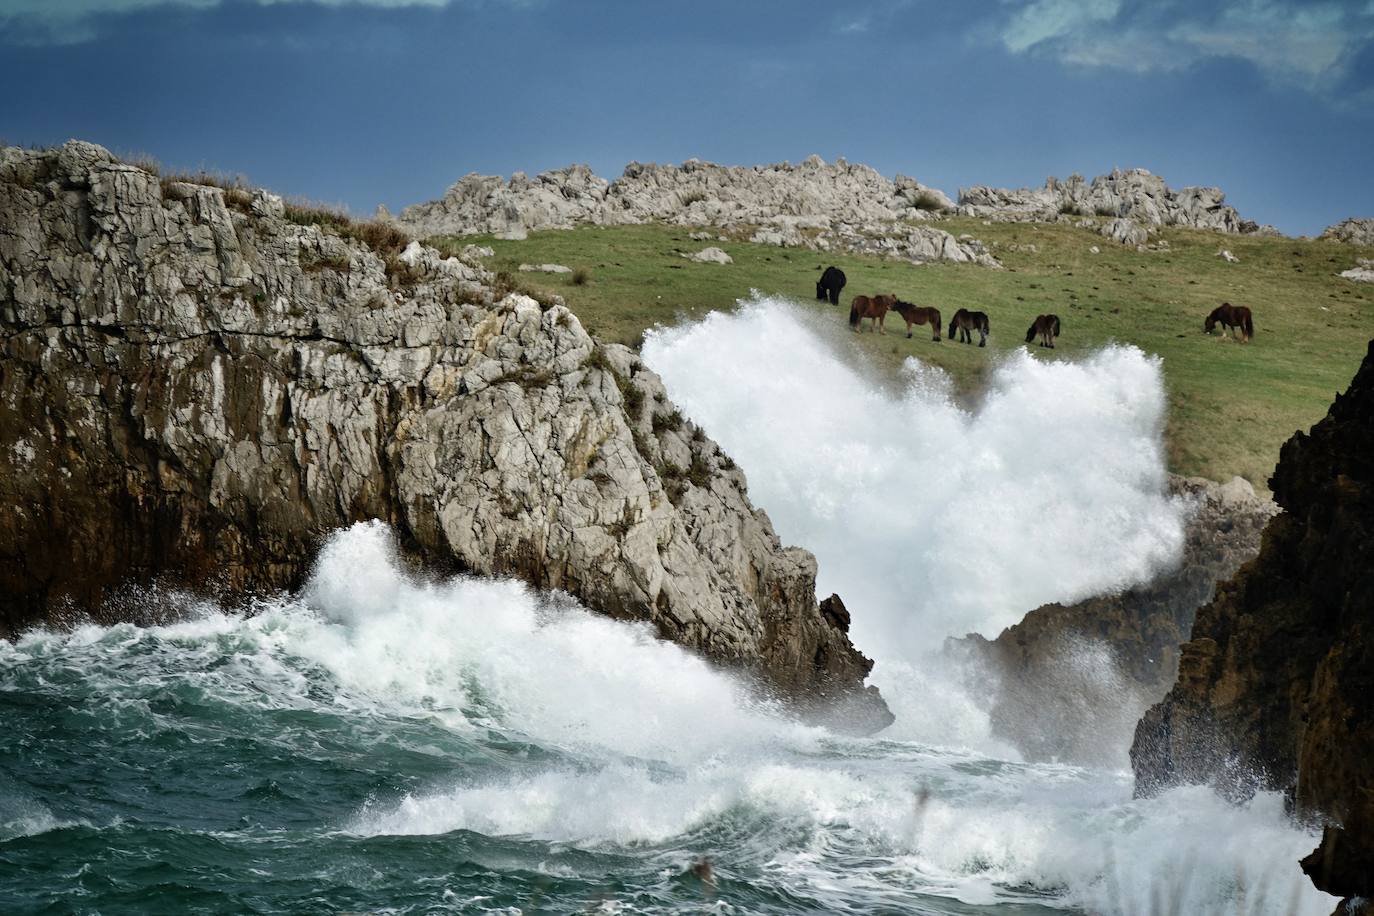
0 141 891 732
958 168 1268 234
391 156 1000 268
1321 217 1374 246
1132 340 1374 909
950 475 1276 766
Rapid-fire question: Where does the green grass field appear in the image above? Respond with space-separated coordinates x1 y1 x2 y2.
433 220 1374 489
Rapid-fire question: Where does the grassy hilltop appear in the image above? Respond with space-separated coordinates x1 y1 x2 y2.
433 219 1374 488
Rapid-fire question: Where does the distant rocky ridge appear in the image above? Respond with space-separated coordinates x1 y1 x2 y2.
1321 217 1374 246
957 167 1275 236
0 141 891 732
391 156 998 268
1132 340 1374 911
393 157 1275 268
951 475 1276 766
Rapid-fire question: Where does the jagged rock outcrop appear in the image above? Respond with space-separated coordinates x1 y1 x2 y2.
1132 341 1374 910
1339 258 1374 283
0 141 892 732
1101 216 1148 248
958 168 1259 234
393 156 1000 268
1321 218 1374 246
951 475 1276 766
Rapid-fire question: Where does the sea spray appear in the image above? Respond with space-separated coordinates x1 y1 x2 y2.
0 523 1335 913
641 295 1187 654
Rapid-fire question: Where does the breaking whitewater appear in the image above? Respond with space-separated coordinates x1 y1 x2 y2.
0 297 1334 914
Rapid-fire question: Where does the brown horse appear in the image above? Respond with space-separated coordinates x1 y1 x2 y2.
1025 314 1061 348
1204 303 1254 342
949 309 989 347
889 300 942 341
849 294 897 333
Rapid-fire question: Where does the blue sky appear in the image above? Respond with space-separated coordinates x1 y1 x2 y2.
2 0 1371 235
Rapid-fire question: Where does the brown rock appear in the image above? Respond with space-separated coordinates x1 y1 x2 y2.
1132 339 1374 908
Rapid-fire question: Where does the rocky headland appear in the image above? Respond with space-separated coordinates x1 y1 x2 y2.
950 474 1277 766
0 141 891 731
1132 340 1374 911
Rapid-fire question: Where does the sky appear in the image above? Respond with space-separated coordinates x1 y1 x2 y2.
2 0 1372 235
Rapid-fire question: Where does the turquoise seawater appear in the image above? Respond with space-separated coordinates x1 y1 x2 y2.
0 525 1334 915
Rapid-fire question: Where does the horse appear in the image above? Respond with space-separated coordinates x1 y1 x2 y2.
816 266 847 305
1204 303 1254 342
1025 314 1061 348
890 300 942 341
949 308 989 347
849 294 896 333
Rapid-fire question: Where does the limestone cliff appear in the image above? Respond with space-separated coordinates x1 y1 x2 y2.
951 475 1275 766
1132 340 1374 909
0 141 891 731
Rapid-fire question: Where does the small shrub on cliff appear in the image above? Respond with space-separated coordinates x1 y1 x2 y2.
1094 204 1118 217
687 453 712 489
652 408 684 435
285 200 353 231
620 381 645 419
572 267 591 286
912 190 948 212
347 220 410 258
301 251 351 274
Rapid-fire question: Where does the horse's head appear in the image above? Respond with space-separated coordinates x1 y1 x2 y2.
1204 314 1215 333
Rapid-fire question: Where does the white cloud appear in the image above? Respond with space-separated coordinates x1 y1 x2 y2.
995 0 1374 92
0 0 475 44
1001 0 1121 53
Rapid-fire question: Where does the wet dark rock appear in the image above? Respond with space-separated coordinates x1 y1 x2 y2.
951 474 1275 766
1132 339 1374 910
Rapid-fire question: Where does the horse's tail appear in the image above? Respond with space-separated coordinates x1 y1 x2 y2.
1243 311 1254 338
932 309 942 336
849 301 860 328
1026 321 1037 344
1053 316 1061 337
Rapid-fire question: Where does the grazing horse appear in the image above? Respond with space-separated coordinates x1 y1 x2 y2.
949 308 990 347
816 266 847 305
890 300 943 341
849 294 896 333
1025 314 1061 348
1204 303 1254 342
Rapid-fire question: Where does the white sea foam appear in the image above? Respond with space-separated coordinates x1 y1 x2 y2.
641 295 1186 655
0 523 1335 914
0 294 1333 913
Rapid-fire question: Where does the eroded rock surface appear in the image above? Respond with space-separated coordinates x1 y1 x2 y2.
393 155 1000 268
0 141 891 731
1132 341 1374 909
959 168 1262 234
951 475 1276 766
1321 217 1374 246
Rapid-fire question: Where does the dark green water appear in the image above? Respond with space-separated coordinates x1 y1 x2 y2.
0 525 1332 915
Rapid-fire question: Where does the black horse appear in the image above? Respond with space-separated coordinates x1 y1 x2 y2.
816 266 846 305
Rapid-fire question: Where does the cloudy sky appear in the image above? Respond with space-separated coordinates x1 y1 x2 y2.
3 0 1371 234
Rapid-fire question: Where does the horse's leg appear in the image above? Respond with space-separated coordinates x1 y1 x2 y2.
879 313 886 335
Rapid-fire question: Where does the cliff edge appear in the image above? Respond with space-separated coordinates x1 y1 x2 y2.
0 141 891 732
